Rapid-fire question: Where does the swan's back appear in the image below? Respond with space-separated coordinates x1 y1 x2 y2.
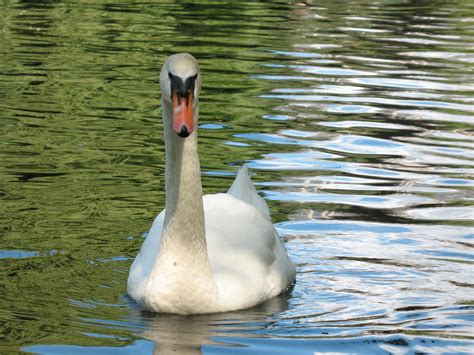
227 165 271 220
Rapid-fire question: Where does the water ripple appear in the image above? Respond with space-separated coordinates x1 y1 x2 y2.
1 0 473 354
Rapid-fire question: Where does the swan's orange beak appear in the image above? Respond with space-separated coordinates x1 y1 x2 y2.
172 92 194 138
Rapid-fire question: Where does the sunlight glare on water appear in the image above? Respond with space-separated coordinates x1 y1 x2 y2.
1 1 473 354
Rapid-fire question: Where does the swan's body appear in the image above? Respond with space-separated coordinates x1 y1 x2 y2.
127 53 295 314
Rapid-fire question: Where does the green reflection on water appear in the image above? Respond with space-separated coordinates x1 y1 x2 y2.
0 1 297 350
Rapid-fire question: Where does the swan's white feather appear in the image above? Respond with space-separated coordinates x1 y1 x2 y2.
227 164 271 221
128 172 295 313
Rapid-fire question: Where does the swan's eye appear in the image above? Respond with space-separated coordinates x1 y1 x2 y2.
169 72 196 102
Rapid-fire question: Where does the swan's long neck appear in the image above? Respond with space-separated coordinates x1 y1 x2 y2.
159 98 211 272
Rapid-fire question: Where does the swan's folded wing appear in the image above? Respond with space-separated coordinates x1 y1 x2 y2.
127 210 165 299
227 164 271 221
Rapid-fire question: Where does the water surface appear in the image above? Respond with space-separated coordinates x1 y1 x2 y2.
1 1 473 354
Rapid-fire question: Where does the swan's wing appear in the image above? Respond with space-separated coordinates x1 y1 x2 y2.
227 164 271 221
204 193 295 309
127 210 165 299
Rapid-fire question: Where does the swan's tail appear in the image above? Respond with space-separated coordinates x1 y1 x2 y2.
227 164 271 220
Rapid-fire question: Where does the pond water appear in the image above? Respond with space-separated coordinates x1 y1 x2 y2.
1 1 473 354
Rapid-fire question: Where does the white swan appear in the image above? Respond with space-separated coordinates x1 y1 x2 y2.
127 53 295 314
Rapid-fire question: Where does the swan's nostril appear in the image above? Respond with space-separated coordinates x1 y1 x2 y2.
177 125 190 138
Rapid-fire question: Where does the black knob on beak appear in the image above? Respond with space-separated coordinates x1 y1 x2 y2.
177 125 190 138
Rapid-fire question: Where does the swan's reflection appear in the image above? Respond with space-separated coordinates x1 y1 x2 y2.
138 291 292 355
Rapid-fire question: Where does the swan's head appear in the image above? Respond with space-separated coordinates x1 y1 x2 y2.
160 53 201 138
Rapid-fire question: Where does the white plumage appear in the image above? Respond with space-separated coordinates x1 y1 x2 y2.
127 53 295 314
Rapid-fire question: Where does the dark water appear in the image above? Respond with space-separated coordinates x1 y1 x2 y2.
1 1 473 354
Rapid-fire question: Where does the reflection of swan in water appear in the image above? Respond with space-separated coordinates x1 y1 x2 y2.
133 292 292 355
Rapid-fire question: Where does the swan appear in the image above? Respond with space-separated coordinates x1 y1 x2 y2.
127 53 295 314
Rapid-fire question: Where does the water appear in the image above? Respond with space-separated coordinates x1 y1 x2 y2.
1 1 473 354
